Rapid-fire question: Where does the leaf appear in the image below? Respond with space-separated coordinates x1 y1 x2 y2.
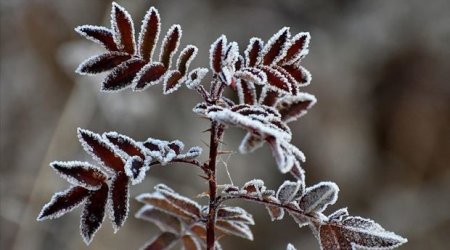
236 79 256 105
158 189 202 219
102 58 146 91
223 41 239 67
281 32 310 65
103 131 147 159
261 27 290 65
141 232 178 250
287 243 297 250
159 25 182 68
238 133 264 154
136 193 197 221
181 235 202 250
259 87 279 106
76 52 131 75
217 206 255 225
163 70 184 95
276 180 302 205
138 6 161 61
210 35 226 73
37 186 90 221
80 184 108 245
235 68 267 86
260 66 291 94
176 146 202 160
77 128 125 173
263 195 285 221
299 182 339 213
75 25 118 51
244 37 263 67
328 208 349 222
216 220 254 240
132 62 167 91
276 93 317 123
177 45 198 75
185 68 208 89
319 218 407 250
135 205 182 234
111 2 135 54
124 156 150 185
167 140 184 155
286 202 309 228
108 172 130 232
282 64 311 86
242 179 265 196
50 161 107 190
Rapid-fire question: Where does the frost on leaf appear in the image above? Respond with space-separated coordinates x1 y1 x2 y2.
109 172 130 231
111 2 135 54
75 52 131 75
236 79 257 105
299 182 339 213
163 70 184 94
159 25 182 68
132 62 166 91
260 65 292 94
136 205 182 234
50 161 107 190
138 6 160 61
281 32 310 66
287 243 297 250
75 25 118 51
177 45 198 75
216 220 254 240
242 179 265 197
244 38 264 67
276 93 316 123
328 208 349 222
185 68 208 89
37 186 90 221
182 235 202 250
210 35 227 73
217 206 255 225
264 196 285 221
276 180 303 205
77 128 125 173
80 184 108 245
101 58 146 91
261 27 290 65
319 217 407 250
141 232 178 250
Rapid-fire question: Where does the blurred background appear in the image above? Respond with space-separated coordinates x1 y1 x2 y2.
1 0 449 249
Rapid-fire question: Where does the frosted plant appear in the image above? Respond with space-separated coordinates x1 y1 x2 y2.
38 2 407 250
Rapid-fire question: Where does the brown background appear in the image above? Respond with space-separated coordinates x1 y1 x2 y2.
1 0 449 249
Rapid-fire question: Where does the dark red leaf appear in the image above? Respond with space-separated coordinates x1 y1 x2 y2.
244 38 264 67
37 186 90 220
111 2 135 54
76 52 131 75
236 80 256 105
103 132 146 159
159 25 182 68
281 32 310 65
282 65 311 86
102 58 146 91
132 62 166 91
163 70 183 94
260 66 291 94
262 27 290 65
50 161 107 190
109 172 129 231
177 45 197 75
75 25 118 51
138 7 161 61
320 224 352 250
81 184 108 245
276 94 316 123
142 232 178 250
77 128 125 173
210 35 226 73
259 88 279 106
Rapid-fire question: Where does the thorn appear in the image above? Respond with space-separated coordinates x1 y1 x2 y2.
198 174 209 181
202 128 212 133
217 150 234 155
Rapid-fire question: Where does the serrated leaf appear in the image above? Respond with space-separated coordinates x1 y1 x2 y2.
132 62 167 91
262 27 290 65
75 25 118 51
50 161 107 190
136 205 182 234
77 128 125 173
244 37 263 67
141 232 178 250
299 182 339 213
160 25 182 68
210 35 226 73
111 2 135 54
138 7 161 61
76 52 131 75
109 171 129 232
80 184 108 245
37 186 90 221
102 58 146 91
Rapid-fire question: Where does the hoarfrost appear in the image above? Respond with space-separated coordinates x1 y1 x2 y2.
209 35 227 73
276 180 302 205
50 161 107 190
74 25 118 51
111 2 136 54
185 68 208 89
138 6 161 61
244 37 264 67
37 186 90 221
261 27 290 65
159 24 182 68
299 182 339 213
75 52 130 75
132 62 166 91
